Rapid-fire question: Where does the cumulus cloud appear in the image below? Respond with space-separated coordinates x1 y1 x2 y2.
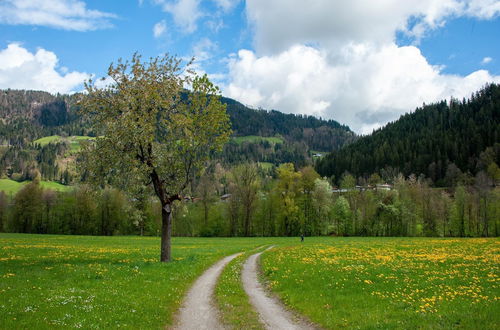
153 20 167 38
0 0 116 31
0 43 89 94
481 56 493 64
226 44 500 134
223 0 500 133
246 0 500 54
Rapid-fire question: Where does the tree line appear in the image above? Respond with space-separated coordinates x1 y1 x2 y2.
2 161 498 238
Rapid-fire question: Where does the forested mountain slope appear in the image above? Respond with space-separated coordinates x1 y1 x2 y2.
0 90 355 149
316 83 500 185
0 89 356 182
222 97 354 151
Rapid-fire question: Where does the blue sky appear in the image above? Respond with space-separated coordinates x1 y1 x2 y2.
0 0 499 133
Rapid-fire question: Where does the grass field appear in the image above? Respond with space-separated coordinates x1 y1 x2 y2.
32 135 62 146
0 234 272 329
33 135 95 153
261 237 500 329
256 162 274 170
0 179 72 194
1 235 498 329
232 135 284 145
0 179 24 195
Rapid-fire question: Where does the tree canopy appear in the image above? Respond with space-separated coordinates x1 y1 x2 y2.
78 53 231 261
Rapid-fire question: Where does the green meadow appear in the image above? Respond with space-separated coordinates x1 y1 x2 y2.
0 234 274 329
32 135 95 153
0 179 71 195
232 135 284 145
1 235 498 329
256 161 274 170
261 237 500 329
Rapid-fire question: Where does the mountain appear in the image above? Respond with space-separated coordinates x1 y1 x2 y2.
222 97 354 151
219 97 356 166
0 89 356 182
0 90 87 146
316 83 500 186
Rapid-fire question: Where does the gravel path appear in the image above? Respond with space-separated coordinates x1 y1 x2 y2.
242 249 316 330
173 252 242 330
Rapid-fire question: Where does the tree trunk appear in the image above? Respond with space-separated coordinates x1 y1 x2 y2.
203 202 209 227
160 203 173 262
244 207 250 236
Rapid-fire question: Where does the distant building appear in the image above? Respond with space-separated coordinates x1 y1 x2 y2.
376 184 392 190
332 183 393 193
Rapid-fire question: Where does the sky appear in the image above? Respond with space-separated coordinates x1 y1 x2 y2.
0 0 499 134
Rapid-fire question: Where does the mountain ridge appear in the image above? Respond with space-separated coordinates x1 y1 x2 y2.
316 83 500 185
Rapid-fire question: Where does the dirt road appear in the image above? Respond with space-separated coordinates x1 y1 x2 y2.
173 252 241 330
242 250 316 330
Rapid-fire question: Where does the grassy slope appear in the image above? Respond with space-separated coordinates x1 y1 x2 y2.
261 237 500 329
0 235 273 329
0 179 24 195
33 135 61 146
39 181 72 192
257 162 274 170
0 179 71 194
32 135 95 153
232 135 283 145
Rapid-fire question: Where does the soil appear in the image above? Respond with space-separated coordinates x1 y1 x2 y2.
172 252 242 330
241 250 317 330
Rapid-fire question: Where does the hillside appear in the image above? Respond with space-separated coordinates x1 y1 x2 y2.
316 83 500 185
0 179 72 194
221 97 354 151
0 89 356 183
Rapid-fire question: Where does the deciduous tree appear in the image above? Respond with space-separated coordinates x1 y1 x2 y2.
79 53 231 261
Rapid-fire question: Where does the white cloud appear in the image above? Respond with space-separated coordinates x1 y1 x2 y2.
93 76 115 90
0 0 116 31
225 43 500 134
206 18 224 33
0 43 89 94
153 0 239 33
465 0 500 18
223 0 500 133
245 0 500 54
154 0 202 33
213 0 240 12
189 38 226 84
481 56 493 64
193 38 218 62
153 20 167 38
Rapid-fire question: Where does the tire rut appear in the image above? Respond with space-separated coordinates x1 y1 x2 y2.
173 252 242 330
242 249 316 330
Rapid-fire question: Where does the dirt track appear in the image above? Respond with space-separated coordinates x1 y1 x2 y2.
241 250 316 330
173 252 241 330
